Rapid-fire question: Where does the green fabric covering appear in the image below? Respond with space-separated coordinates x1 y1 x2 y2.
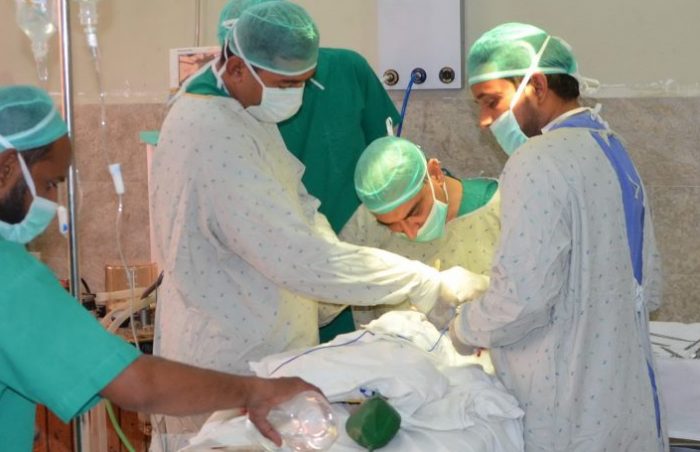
139 130 160 145
319 307 354 343
457 177 499 217
186 65 230 97
346 396 401 451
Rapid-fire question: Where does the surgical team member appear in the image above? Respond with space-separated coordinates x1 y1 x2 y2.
349 136 499 324
216 0 403 340
149 2 480 447
449 23 667 451
0 85 322 451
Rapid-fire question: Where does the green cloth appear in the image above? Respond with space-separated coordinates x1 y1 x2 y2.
280 48 399 342
346 396 401 450
279 48 401 234
186 63 229 97
457 178 499 217
0 239 141 451
140 130 160 146
318 309 354 343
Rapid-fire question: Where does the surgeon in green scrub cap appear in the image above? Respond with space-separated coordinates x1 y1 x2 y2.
213 0 401 341
467 23 582 157
347 136 497 325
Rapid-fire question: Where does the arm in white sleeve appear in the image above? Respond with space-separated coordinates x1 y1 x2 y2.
202 132 441 312
453 153 571 348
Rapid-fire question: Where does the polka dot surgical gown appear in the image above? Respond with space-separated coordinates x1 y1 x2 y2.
453 121 667 452
149 93 445 379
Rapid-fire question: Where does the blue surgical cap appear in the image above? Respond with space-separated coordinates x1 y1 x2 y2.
0 85 67 152
217 0 279 45
225 1 319 76
355 137 428 215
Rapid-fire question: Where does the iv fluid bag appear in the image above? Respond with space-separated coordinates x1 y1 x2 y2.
15 0 57 81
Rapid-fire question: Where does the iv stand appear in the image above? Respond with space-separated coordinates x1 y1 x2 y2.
57 1 84 451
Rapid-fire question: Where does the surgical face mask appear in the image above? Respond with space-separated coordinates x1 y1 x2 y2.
0 151 68 244
489 35 552 157
414 178 448 243
243 63 304 123
490 109 527 156
232 28 304 123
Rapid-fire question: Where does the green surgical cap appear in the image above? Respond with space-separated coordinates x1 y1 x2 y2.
217 0 279 45
355 137 427 215
0 85 67 153
226 0 319 76
467 22 578 86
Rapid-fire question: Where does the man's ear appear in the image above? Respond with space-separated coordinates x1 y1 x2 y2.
225 55 247 82
529 73 549 103
427 158 445 184
0 150 19 190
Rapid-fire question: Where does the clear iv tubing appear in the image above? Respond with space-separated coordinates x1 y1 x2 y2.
84 15 140 350
269 328 448 375
396 73 418 137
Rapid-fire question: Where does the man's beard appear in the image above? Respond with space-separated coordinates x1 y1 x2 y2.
0 177 29 224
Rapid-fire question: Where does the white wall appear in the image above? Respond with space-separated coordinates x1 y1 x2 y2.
2 0 700 103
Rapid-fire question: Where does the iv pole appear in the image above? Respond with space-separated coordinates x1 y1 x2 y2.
57 1 84 451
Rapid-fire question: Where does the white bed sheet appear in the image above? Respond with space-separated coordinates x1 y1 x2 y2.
650 322 700 442
182 311 524 451
181 402 522 452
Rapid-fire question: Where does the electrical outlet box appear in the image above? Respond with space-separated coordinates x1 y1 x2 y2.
377 0 462 90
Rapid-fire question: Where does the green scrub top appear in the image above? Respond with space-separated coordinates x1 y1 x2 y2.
185 62 228 98
457 178 499 217
279 49 399 342
279 48 401 234
0 239 141 451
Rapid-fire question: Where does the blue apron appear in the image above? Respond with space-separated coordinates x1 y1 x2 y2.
549 110 663 444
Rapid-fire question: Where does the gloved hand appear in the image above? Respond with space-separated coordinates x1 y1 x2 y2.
425 296 457 331
438 266 490 305
448 319 478 356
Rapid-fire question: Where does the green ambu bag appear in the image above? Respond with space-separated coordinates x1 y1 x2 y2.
345 396 401 451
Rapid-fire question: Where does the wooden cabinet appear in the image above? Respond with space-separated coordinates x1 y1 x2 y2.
34 404 151 452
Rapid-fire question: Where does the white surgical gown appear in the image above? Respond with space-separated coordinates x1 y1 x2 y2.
453 120 666 451
148 89 451 433
149 93 450 449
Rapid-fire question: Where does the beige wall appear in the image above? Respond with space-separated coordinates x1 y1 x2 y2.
3 0 700 102
2 1 699 320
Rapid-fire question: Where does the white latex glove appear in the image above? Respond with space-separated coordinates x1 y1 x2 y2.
438 266 490 305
